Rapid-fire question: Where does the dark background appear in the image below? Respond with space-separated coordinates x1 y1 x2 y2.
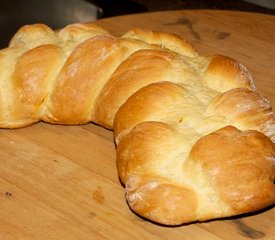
1 0 275 48
91 0 275 18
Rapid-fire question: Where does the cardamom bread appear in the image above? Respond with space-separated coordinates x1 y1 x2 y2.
0 23 274 225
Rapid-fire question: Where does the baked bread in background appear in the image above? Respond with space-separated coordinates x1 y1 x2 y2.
0 23 274 225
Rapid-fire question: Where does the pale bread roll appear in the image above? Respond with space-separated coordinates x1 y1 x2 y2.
0 23 274 225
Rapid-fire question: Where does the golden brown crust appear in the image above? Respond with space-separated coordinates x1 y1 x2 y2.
57 23 112 42
122 28 197 57
203 55 256 92
0 23 274 225
189 126 275 214
114 81 188 140
117 121 187 184
46 36 126 124
126 174 198 225
206 88 275 141
9 24 57 49
93 49 183 128
10 44 63 127
116 121 199 225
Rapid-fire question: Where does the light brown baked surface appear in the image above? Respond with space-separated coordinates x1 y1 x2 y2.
0 23 274 225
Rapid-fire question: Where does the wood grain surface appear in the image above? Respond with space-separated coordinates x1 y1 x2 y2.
0 10 274 240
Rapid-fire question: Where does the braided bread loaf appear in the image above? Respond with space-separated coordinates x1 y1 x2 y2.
1 23 274 225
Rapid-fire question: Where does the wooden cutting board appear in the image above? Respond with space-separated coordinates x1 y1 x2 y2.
0 10 274 240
